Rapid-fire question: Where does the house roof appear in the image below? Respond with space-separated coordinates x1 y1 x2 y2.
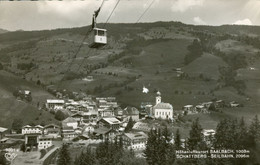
71 113 83 118
24 90 31 95
82 124 94 130
0 138 9 142
45 128 60 132
132 122 152 131
39 135 53 139
23 125 31 128
93 127 112 135
63 117 77 123
196 105 204 109
123 107 139 115
0 127 8 133
183 105 193 108
62 126 74 131
124 132 148 140
101 117 121 125
22 125 43 129
202 129 216 136
47 99 65 104
35 125 44 129
154 103 173 110
44 124 60 129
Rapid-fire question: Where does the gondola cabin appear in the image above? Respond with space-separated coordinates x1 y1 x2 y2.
89 28 107 48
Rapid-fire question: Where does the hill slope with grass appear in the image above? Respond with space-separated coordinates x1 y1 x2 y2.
0 70 58 128
0 21 259 118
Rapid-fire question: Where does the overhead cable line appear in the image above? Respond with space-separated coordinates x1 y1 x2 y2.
135 0 155 24
62 0 105 79
103 0 121 28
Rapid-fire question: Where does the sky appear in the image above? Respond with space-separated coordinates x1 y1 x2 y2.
0 0 260 31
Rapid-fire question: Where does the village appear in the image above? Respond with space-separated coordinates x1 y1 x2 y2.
0 89 241 164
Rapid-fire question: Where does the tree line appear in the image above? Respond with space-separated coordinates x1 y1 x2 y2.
55 115 260 165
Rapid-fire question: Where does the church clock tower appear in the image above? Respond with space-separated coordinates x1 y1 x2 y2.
156 91 161 105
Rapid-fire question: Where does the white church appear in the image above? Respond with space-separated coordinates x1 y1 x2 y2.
153 92 173 120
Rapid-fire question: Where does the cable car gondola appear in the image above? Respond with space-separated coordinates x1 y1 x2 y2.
89 27 107 48
89 6 107 49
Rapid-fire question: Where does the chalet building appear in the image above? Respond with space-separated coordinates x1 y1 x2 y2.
122 132 148 150
202 102 213 109
62 117 78 129
202 129 215 146
97 117 121 130
183 105 194 112
215 100 225 108
44 124 61 139
96 97 118 109
93 127 117 141
98 109 114 117
22 125 44 135
114 107 123 118
0 127 8 144
0 127 8 140
123 107 139 121
195 105 208 113
71 113 84 124
132 122 153 132
153 92 173 120
62 126 76 141
46 99 65 110
24 133 41 151
82 124 95 134
38 135 53 150
230 101 240 107
140 102 152 109
82 110 98 123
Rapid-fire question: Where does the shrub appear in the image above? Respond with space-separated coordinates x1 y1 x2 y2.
40 149 47 159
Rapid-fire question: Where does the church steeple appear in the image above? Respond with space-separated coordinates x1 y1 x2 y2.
156 91 161 105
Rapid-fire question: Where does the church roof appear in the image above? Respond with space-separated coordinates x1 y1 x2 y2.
154 103 173 110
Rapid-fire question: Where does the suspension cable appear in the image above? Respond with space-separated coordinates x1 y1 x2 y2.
136 0 155 24
62 0 106 79
103 0 121 28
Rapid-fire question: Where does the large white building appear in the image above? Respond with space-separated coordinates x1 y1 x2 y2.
46 99 65 110
122 132 148 150
22 125 44 135
38 135 53 150
153 92 173 120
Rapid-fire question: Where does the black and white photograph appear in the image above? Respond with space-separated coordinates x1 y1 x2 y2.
0 0 260 164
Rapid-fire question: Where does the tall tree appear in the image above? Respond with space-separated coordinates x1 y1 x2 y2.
187 118 203 150
175 129 181 150
0 153 6 165
125 116 135 132
74 149 96 165
144 127 176 165
248 115 260 147
162 126 175 165
11 118 23 133
55 110 66 121
237 117 248 149
144 129 158 165
57 143 71 165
